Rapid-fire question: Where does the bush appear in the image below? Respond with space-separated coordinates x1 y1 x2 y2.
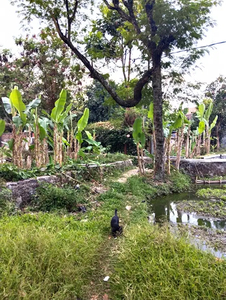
32 183 88 212
86 126 137 155
169 170 191 193
0 188 16 216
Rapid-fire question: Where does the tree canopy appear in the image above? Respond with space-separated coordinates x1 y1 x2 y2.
11 0 220 179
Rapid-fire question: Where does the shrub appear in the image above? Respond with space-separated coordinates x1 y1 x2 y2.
32 183 88 212
86 126 137 155
0 188 16 216
169 170 191 193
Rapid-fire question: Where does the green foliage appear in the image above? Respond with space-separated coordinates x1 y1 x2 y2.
0 28 85 113
169 170 191 193
206 76 226 142
0 213 104 300
50 89 67 123
196 188 226 200
88 126 137 155
0 164 33 181
76 108 89 145
32 183 88 212
81 130 106 154
177 197 226 219
111 223 226 300
0 119 5 136
132 117 145 147
0 188 16 217
85 81 117 123
4 168 226 300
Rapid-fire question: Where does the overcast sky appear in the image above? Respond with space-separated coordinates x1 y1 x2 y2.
0 1 226 86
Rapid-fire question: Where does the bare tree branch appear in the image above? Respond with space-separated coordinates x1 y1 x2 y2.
52 15 152 107
122 0 141 34
103 0 132 25
145 0 157 37
63 0 78 39
64 0 70 38
70 1 78 26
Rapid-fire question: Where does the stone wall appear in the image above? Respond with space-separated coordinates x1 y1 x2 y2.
6 159 133 207
6 175 59 208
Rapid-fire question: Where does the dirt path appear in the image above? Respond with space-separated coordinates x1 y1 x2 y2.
116 167 153 183
85 167 154 299
116 168 139 183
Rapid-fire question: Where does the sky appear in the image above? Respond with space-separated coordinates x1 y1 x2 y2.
0 1 226 86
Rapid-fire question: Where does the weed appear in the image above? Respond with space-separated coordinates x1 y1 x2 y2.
196 188 226 200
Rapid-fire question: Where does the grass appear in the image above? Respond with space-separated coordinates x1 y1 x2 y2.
111 223 226 300
0 171 226 299
196 187 226 200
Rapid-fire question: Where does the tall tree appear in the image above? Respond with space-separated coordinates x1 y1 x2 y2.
0 28 85 112
205 76 226 150
11 0 220 179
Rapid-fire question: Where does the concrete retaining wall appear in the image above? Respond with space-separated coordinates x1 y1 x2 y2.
176 158 226 178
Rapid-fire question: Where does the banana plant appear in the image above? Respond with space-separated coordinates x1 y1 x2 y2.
50 89 72 165
78 130 105 157
164 108 189 174
74 108 89 159
133 117 146 174
1 87 27 167
1 88 42 168
0 120 5 137
203 100 218 154
196 100 218 155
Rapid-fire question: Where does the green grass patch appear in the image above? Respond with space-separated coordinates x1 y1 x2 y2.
1 170 225 299
111 222 226 300
0 213 104 299
196 187 226 200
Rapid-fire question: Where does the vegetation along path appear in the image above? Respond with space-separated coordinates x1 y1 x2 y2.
1 169 226 299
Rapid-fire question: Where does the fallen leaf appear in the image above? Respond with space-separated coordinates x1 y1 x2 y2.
126 206 131 211
103 294 109 300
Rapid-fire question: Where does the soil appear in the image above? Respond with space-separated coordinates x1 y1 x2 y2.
116 167 153 183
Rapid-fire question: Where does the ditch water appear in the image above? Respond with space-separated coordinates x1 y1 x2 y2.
147 185 226 258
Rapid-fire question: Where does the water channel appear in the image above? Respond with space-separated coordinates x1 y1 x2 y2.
147 185 226 258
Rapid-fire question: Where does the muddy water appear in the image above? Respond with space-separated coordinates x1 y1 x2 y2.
147 186 226 258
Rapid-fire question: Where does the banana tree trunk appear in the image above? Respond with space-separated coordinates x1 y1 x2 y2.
185 126 190 158
166 137 171 175
175 125 185 170
216 121 220 150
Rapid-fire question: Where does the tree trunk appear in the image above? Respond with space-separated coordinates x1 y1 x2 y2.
216 121 220 150
196 135 201 156
185 126 190 158
205 125 210 155
152 56 164 180
175 125 185 170
166 137 171 175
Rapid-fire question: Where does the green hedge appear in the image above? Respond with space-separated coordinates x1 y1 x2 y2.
91 127 137 155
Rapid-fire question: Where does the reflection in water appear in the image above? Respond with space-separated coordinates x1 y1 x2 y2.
148 192 226 230
148 189 226 258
